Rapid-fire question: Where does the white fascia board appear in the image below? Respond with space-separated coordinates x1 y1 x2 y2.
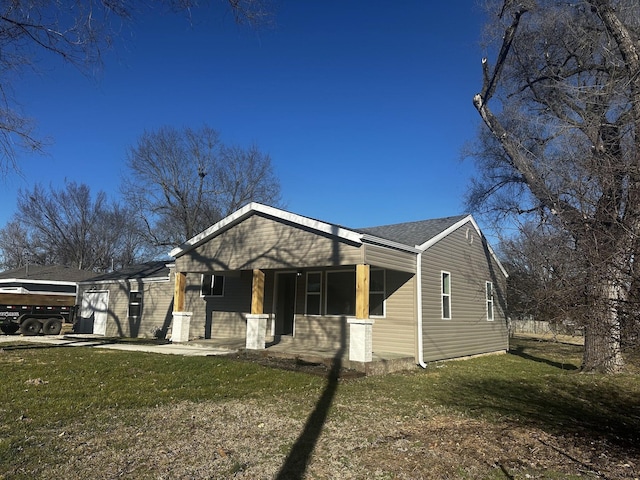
0 289 76 296
169 202 363 258
417 215 509 279
0 278 79 287
79 277 170 286
360 234 421 254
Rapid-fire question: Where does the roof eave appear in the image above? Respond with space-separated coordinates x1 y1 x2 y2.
0 278 80 286
360 234 421 254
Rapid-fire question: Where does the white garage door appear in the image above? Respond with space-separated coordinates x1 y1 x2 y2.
80 291 109 336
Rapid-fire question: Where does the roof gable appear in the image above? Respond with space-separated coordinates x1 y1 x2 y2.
170 203 362 258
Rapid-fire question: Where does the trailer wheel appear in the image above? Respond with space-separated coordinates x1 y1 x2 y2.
42 318 62 335
1 323 20 334
20 318 42 336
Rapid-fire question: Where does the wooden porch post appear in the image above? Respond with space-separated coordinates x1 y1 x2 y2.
174 272 187 312
247 269 268 350
355 264 370 319
251 269 265 315
350 263 374 362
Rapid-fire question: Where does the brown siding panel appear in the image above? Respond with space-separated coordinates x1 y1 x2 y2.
372 270 416 356
186 271 252 340
77 279 174 338
293 315 349 349
364 244 416 273
421 222 508 362
176 214 364 272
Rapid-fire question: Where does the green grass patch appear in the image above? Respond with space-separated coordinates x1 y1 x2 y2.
1 337 639 479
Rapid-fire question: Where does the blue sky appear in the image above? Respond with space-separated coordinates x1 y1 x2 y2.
6 1 487 235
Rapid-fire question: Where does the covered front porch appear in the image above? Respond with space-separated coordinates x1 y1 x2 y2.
189 334 417 376
172 265 383 365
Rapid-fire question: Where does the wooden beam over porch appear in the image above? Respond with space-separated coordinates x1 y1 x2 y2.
356 264 370 319
173 271 187 312
251 269 265 315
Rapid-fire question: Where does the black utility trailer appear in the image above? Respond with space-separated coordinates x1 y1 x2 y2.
0 293 77 335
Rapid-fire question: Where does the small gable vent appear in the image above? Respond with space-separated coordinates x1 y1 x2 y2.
466 228 474 245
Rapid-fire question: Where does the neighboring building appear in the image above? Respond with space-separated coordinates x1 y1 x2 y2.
0 264 97 295
77 203 508 367
0 265 98 333
76 261 173 337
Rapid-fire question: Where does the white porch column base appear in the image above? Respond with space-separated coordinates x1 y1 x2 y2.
347 318 375 362
172 311 192 343
246 314 269 350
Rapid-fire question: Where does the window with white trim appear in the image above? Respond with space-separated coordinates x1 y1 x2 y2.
326 270 355 316
128 291 142 318
305 272 322 315
441 271 451 319
486 281 494 321
369 268 385 317
201 274 225 297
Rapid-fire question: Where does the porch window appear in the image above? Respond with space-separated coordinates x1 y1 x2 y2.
486 281 494 321
326 270 355 316
128 291 142 318
369 268 385 317
201 274 225 297
305 272 322 315
441 271 451 319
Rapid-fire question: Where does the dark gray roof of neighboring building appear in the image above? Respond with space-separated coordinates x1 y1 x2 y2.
0 265 98 283
81 261 172 283
356 214 470 247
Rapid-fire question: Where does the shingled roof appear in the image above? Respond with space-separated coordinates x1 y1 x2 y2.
357 214 470 247
82 261 171 283
0 265 98 283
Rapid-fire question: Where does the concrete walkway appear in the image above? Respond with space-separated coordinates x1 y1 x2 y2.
1 334 418 374
0 334 237 357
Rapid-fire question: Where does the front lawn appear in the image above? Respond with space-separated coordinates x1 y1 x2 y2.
0 337 638 479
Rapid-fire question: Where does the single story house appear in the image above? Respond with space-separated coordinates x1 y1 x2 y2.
77 203 508 367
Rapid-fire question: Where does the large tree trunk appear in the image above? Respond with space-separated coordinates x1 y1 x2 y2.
581 278 625 373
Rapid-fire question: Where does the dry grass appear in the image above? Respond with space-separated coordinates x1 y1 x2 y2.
1 337 639 479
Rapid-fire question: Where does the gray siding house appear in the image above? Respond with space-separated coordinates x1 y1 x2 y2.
77 262 174 337
77 203 508 366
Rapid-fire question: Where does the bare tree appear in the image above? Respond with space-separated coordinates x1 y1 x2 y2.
0 181 145 271
470 0 640 372
122 124 282 247
0 0 271 170
499 222 583 326
0 219 30 269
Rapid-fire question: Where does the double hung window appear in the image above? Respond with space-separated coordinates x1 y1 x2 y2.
128 291 142 318
486 281 494 321
201 274 225 297
305 272 322 315
441 272 451 319
369 269 385 317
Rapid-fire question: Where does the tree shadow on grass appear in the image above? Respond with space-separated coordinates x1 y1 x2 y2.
509 344 579 371
275 354 342 479
435 374 640 453
275 317 346 480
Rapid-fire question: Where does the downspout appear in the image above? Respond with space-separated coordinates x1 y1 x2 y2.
416 250 427 368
